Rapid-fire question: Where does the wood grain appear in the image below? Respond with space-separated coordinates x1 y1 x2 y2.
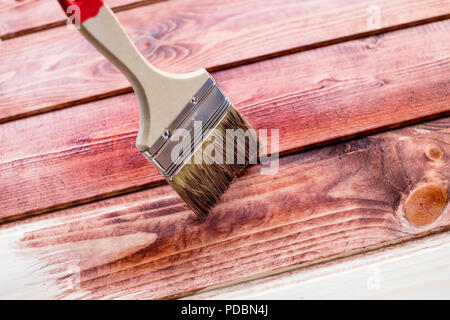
1 21 449 222
0 118 448 299
188 231 450 299
1 0 449 122
0 0 163 40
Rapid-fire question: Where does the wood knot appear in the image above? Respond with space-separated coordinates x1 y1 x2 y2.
426 147 443 161
404 184 447 226
135 38 154 55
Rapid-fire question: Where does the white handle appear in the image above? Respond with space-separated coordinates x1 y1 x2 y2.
63 1 210 150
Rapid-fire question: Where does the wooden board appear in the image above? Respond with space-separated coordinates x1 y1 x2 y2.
188 231 450 299
0 118 448 299
0 0 449 122
1 0 449 300
1 21 449 222
0 0 163 40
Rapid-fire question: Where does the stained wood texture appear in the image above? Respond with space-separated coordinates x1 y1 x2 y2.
1 21 449 222
1 0 449 122
189 231 450 299
0 118 448 299
0 0 162 40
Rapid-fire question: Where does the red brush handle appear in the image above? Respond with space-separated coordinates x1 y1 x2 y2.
58 0 104 23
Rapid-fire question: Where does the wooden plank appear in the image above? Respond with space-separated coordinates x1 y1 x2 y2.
1 21 449 222
188 231 450 300
0 118 448 299
0 0 449 122
0 0 163 40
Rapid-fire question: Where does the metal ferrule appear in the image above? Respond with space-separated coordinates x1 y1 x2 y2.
141 77 233 180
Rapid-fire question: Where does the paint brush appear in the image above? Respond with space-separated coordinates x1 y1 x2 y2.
58 0 258 218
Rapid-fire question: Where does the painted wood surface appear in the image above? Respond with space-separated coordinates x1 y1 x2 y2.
1 0 449 122
0 118 448 299
1 21 449 222
0 0 162 40
0 0 449 300
188 231 450 299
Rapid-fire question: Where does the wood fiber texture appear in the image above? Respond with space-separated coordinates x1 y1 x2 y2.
0 0 449 122
0 118 448 299
0 0 449 299
1 21 449 221
0 0 161 40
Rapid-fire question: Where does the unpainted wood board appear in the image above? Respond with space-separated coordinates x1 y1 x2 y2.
1 21 449 221
0 0 449 122
0 0 162 40
0 118 448 299
188 231 450 300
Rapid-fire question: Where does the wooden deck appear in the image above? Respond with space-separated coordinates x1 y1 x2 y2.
0 0 449 299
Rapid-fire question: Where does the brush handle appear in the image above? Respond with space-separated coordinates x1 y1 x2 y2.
58 0 209 151
59 0 157 88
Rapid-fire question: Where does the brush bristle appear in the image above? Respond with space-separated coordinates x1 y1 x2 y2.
168 107 258 219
